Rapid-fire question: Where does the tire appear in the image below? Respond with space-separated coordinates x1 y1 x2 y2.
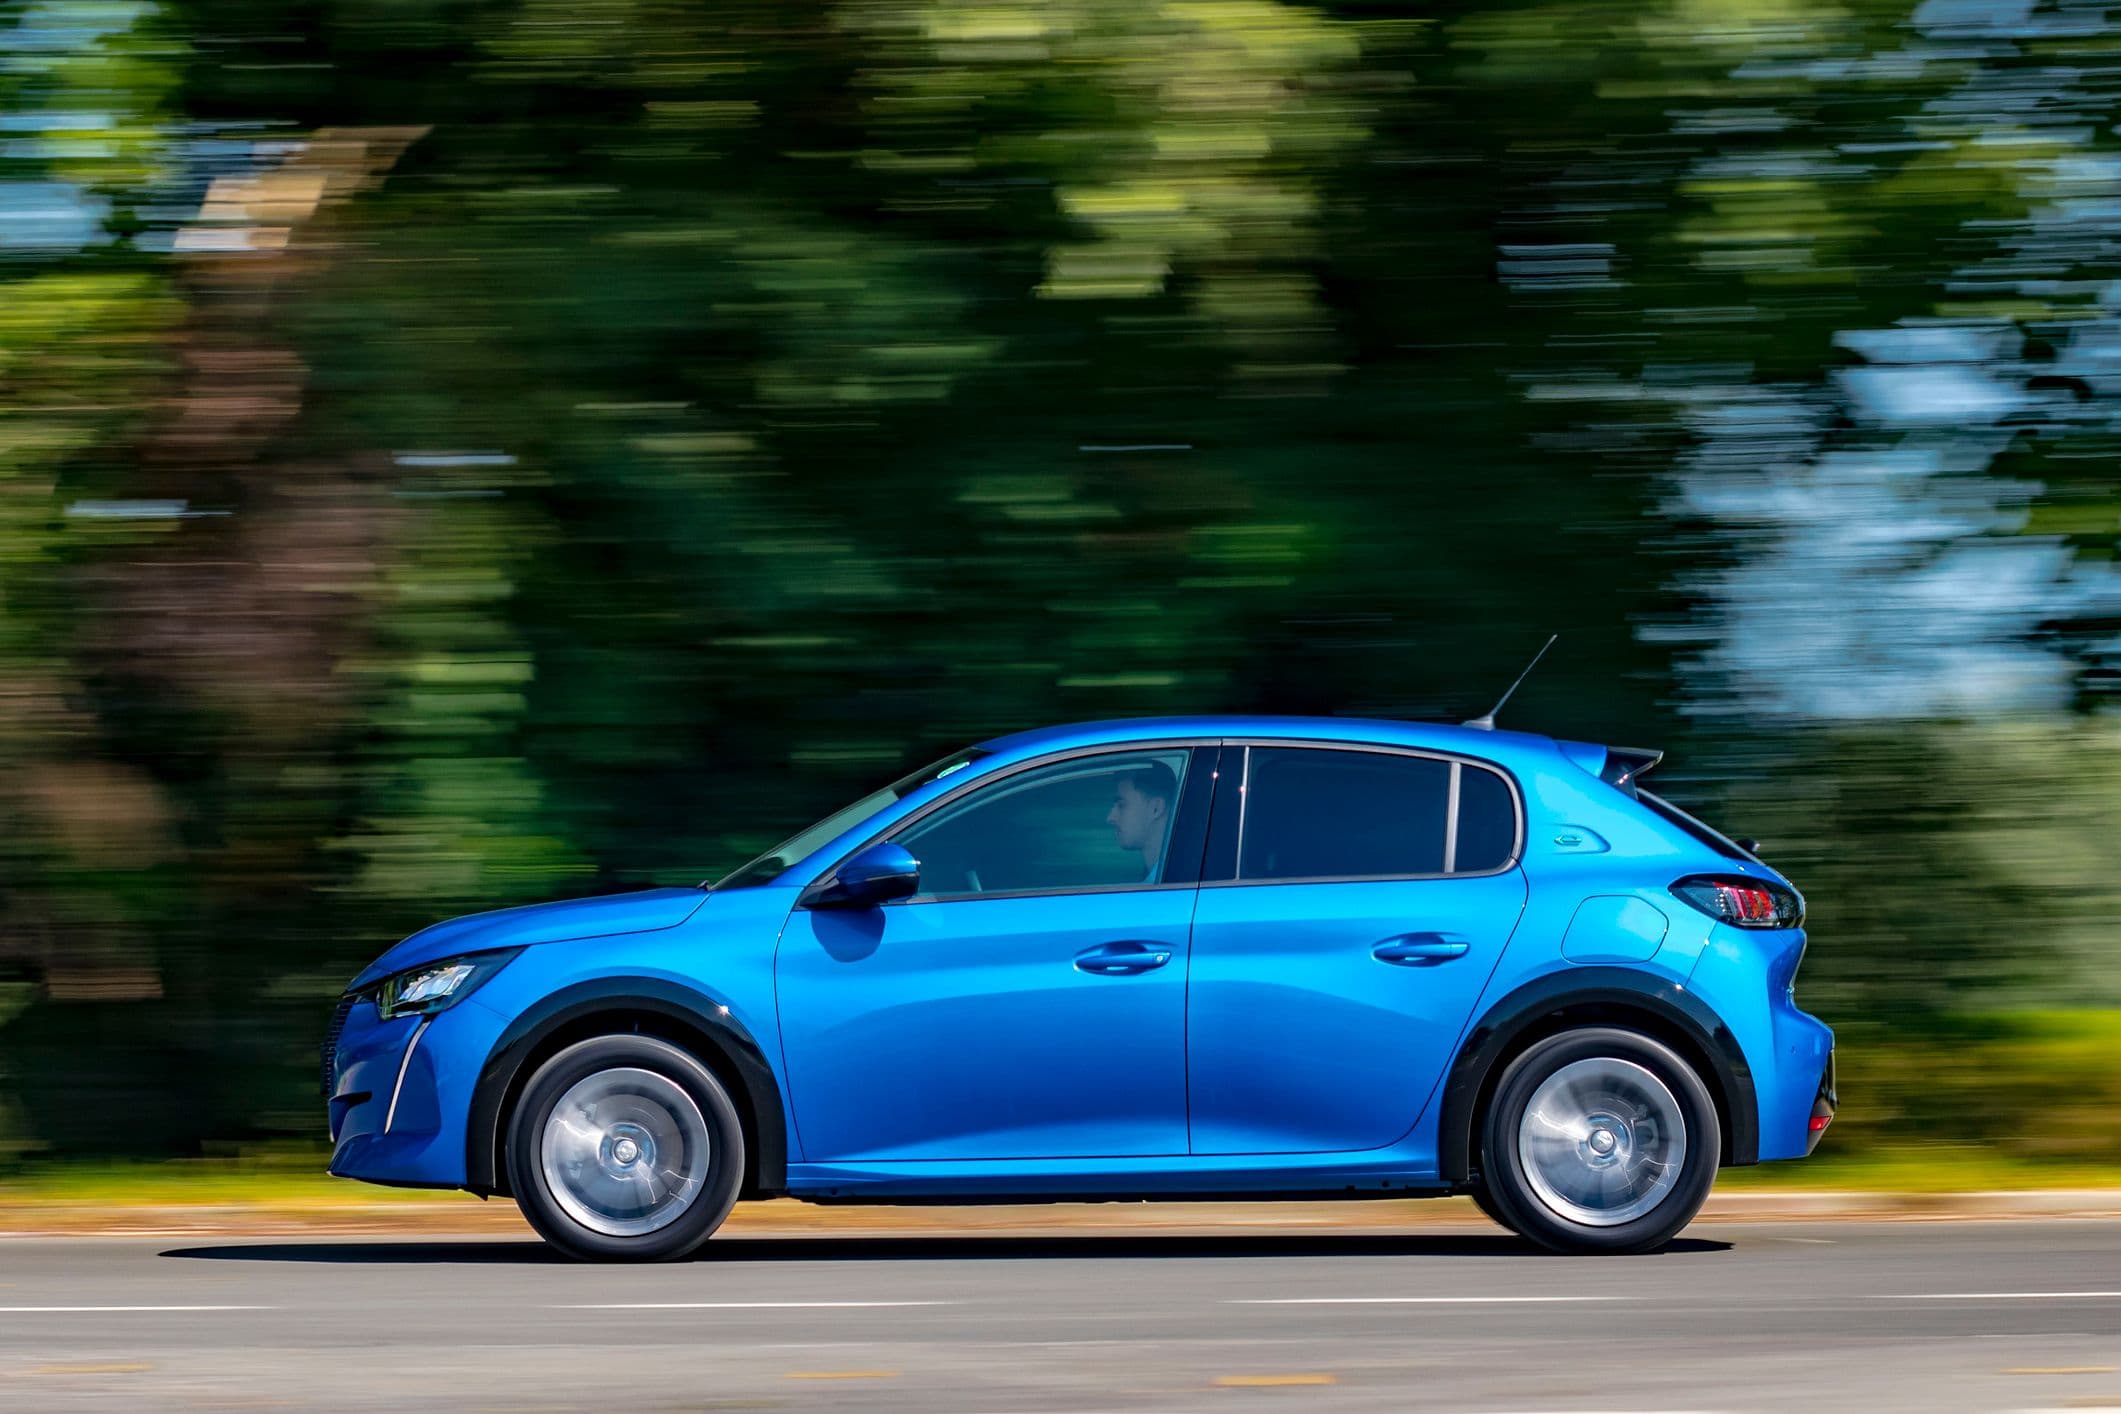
506 1034 746 1262
1465 1179 1516 1234
1478 1027 1719 1255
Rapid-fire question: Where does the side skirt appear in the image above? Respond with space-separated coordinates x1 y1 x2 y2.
793 1187 1456 1206
782 1157 1449 1203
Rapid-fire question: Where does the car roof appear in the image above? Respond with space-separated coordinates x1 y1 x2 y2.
973 716 1563 767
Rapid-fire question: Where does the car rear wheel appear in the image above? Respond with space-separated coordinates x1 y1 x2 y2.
507 1034 745 1262
1479 1027 1719 1255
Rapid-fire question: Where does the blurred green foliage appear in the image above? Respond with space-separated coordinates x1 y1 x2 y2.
0 0 2115 1173
1834 1010 2121 1170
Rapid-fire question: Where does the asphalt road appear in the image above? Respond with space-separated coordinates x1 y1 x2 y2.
1 1219 2118 1411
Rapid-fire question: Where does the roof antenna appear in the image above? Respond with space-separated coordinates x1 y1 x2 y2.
1464 633 1558 731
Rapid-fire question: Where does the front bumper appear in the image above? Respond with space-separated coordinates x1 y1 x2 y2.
325 992 507 1189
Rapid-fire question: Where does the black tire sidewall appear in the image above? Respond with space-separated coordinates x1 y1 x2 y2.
506 1033 745 1262
1480 1026 1720 1255
1466 1180 1515 1234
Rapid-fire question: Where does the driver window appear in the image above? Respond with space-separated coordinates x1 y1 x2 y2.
894 749 1191 897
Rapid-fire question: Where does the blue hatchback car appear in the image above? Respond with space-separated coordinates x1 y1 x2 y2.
326 717 1836 1259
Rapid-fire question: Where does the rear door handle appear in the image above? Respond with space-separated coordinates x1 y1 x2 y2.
1372 934 1470 965
1074 941 1174 976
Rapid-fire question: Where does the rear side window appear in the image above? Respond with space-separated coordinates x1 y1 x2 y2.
1240 748 1451 881
1231 746 1520 883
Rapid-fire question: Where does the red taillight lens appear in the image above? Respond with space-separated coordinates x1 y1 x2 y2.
1721 883 1777 922
1671 875 1803 929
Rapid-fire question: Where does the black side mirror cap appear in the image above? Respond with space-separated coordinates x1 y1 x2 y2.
801 841 921 909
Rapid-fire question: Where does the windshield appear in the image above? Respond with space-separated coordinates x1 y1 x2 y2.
709 748 989 889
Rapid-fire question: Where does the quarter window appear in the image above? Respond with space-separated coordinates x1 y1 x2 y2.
895 749 1192 897
1454 762 1519 873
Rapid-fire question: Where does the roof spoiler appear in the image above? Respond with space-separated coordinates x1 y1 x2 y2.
1601 746 1663 797
1559 740 1663 796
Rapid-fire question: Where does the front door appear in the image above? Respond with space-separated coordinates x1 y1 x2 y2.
776 744 1215 1162
1186 743 1528 1154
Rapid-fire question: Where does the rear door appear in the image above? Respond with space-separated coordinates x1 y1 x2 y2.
1185 743 1527 1155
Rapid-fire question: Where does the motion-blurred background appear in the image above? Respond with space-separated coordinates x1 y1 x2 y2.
1 0 2116 1193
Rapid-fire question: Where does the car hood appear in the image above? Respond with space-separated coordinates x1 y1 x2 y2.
348 887 710 991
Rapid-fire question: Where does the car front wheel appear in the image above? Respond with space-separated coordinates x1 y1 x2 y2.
1478 1027 1719 1255
506 1034 745 1262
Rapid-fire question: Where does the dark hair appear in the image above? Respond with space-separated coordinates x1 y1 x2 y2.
1118 759 1178 808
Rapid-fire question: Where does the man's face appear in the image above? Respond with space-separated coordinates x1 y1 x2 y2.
1107 777 1164 854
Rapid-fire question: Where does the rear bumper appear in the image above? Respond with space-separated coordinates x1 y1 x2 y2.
1686 923 1835 1164
1806 1045 1838 1155
1749 1007 1834 1162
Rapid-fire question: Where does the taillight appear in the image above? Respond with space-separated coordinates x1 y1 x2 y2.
1670 875 1803 929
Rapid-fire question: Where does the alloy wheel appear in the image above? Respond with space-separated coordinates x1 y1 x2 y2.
539 1066 713 1238
1514 1055 1687 1227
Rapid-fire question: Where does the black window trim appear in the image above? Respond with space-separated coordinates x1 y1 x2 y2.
1201 738 1525 889
800 739 1222 908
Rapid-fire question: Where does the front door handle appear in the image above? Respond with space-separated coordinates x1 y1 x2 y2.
1074 941 1174 976
1372 934 1470 966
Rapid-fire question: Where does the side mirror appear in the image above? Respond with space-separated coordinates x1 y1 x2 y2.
802 842 920 909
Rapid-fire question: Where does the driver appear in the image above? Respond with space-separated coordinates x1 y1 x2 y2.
1106 760 1178 883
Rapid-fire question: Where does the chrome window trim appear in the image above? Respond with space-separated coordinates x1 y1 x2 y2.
1212 737 1525 886
803 734 1525 902
905 880 1200 905
1201 872 1500 888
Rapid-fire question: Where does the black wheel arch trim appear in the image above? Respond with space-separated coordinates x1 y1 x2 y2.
464 976 788 1199
1437 967 1758 1183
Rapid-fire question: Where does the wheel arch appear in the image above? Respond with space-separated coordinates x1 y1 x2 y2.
1437 967 1757 1185
464 977 788 1200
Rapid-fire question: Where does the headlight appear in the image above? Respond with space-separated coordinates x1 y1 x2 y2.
373 950 518 1020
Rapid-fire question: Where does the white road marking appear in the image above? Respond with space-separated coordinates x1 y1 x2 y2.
1231 1296 1620 1305
0 1305 272 1313
556 1300 955 1310
1879 1292 2121 1301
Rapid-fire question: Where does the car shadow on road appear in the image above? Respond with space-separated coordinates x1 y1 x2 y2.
163 1240 565 1264
160 1232 1731 1265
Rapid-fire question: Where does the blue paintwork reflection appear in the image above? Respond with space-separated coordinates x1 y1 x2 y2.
323 715 1835 1203
777 889 1193 1160
1187 871 1527 1154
